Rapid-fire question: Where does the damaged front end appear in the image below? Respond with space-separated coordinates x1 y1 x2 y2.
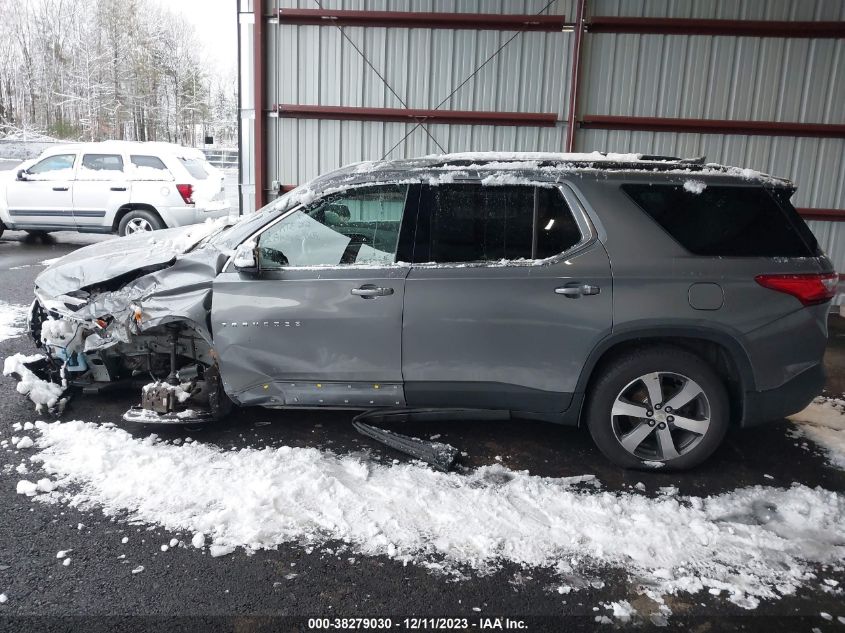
6 222 234 423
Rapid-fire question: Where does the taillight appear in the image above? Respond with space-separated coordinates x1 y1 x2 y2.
755 272 838 306
176 184 194 205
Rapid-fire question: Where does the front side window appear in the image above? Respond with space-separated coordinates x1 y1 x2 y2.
415 184 582 264
28 154 76 177
80 153 124 173
257 185 409 268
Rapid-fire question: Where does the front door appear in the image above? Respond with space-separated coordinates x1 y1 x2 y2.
73 152 130 229
401 181 613 415
212 183 415 408
6 153 76 229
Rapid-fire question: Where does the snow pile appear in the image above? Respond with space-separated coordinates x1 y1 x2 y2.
126 164 173 181
141 381 193 403
480 173 555 187
2 353 66 413
40 318 82 353
0 302 28 343
23 419 845 609
683 180 707 194
790 397 845 469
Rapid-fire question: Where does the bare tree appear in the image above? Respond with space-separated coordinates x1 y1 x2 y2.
0 0 235 146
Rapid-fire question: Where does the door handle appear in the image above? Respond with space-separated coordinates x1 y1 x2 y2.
52 186 69 191
110 186 127 191
351 285 394 298
555 283 600 298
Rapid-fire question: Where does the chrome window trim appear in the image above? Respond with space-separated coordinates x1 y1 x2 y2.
409 182 597 269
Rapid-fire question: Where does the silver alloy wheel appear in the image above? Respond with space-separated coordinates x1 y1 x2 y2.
611 371 711 462
124 217 154 234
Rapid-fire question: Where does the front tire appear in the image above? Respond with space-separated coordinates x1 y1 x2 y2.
118 210 164 236
205 364 234 421
585 346 729 470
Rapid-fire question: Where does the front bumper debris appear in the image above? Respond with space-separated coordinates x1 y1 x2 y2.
352 419 460 472
122 406 215 425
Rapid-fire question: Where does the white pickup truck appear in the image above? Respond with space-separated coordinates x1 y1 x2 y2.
0 140 230 237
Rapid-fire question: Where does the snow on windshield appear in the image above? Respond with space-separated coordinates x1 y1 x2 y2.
16 418 845 616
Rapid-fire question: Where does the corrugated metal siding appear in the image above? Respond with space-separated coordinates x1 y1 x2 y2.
244 0 845 297
267 0 574 187
588 0 845 20
576 0 845 300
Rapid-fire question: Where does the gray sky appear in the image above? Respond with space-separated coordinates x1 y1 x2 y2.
171 0 238 78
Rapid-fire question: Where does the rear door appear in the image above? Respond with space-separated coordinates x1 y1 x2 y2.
6 153 76 228
212 183 416 408
73 153 131 229
402 181 612 415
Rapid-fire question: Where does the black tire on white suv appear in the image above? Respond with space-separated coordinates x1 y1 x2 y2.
118 210 164 236
586 346 729 471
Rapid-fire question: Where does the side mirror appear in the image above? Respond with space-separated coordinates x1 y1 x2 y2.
16 169 30 181
233 240 259 274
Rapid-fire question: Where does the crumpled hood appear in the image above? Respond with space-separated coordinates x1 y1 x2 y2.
35 220 227 297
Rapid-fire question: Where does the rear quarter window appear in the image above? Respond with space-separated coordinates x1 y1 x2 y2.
131 155 167 170
622 183 819 258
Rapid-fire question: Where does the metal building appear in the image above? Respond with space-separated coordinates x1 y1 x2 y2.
237 0 845 301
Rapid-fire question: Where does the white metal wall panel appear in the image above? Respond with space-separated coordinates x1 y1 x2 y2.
271 24 572 112
581 34 845 122
266 0 574 186
588 0 845 20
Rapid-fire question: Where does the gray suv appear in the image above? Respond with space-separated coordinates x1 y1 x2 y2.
18 153 837 470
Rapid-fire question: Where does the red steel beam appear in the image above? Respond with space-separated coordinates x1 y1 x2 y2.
277 9 570 31
254 1 267 208
565 0 586 152
276 104 558 127
580 115 845 139
796 208 845 222
586 17 845 38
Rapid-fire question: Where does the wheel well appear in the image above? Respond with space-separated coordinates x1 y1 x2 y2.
113 204 164 232
582 337 746 426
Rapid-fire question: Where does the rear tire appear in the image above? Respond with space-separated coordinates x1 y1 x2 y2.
118 210 163 236
585 346 729 471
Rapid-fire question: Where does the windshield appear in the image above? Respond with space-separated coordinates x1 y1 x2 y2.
206 187 308 251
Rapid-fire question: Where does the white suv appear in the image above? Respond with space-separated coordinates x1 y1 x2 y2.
0 141 230 237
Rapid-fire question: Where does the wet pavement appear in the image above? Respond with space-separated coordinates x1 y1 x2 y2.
0 231 843 632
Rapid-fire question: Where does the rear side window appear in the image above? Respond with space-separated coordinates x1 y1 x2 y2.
81 154 124 172
179 157 209 180
131 155 167 171
623 184 819 257
415 184 582 263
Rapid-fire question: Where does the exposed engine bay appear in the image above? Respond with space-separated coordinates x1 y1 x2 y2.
4 221 234 424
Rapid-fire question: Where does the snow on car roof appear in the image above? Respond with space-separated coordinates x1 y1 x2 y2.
297 152 792 199
37 140 206 160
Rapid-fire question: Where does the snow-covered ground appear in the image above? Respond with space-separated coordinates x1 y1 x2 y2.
790 397 845 470
0 302 28 343
13 418 845 616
